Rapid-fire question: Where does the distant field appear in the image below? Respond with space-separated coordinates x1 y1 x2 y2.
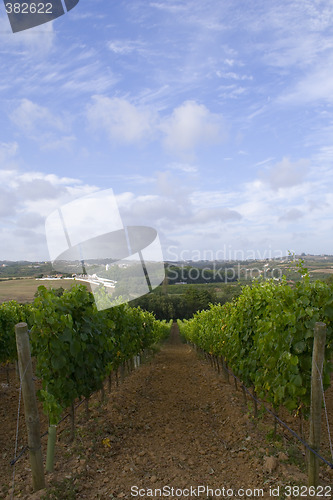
0 278 88 304
311 268 333 273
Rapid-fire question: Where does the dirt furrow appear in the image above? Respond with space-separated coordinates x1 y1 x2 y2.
71 325 307 499
3 323 332 499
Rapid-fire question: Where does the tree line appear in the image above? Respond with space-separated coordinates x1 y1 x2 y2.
131 285 241 321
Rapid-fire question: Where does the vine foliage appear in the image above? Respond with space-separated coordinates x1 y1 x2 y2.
178 270 333 416
0 285 171 423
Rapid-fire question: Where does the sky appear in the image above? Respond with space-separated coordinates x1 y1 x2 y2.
1 0 333 262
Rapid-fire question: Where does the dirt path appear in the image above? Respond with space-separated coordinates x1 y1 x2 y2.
73 324 264 498
60 324 316 499
2 324 333 499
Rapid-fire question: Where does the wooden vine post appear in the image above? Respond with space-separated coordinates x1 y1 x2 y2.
308 322 327 487
15 322 45 491
46 425 57 472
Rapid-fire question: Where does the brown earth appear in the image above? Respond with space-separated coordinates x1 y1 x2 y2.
1 324 332 499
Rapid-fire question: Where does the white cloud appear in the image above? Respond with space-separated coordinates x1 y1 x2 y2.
278 208 304 222
0 188 17 217
10 99 75 150
255 157 275 167
261 158 310 190
107 40 145 55
262 32 333 70
16 212 45 228
160 100 226 156
16 179 67 201
218 84 247 100
17 171 79 186
130 195 185 222
279 62 333 104
167 162 198 173
191 207 242 224
0 12 55 56
149 2 187 14
11 99 68 134
0 160 331 260
60 62 117 93
0 167 101 259
86 98 226 157
216 71 253 81
3 170 88 210
177 157 333 257
156 170 191 204
87 96 156 144
225 59 235 66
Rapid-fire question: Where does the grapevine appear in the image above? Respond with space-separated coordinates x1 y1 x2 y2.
179 276 333 416
0 284 171 424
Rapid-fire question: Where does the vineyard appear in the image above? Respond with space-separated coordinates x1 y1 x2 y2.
0 271 333 498
178 274 333 417
0 284 171 427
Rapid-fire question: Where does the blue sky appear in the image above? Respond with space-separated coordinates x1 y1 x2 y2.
1 0 333 261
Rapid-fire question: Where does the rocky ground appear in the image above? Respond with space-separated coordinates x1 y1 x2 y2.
1 324 332 499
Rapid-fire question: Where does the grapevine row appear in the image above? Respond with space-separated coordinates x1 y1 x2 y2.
178 276 333 416
0 285 172 423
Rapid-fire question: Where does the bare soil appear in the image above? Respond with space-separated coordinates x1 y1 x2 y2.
1 324 332 499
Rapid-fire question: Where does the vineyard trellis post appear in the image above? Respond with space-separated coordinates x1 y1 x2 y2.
15 322 45 491
46 425 57 472
308 321 326 487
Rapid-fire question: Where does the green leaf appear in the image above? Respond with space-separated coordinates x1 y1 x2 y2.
51 354 66 371
293 340 306 354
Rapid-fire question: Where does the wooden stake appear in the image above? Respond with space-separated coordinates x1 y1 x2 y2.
46 425 57 472
308 322 326 487
15 323 45 491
